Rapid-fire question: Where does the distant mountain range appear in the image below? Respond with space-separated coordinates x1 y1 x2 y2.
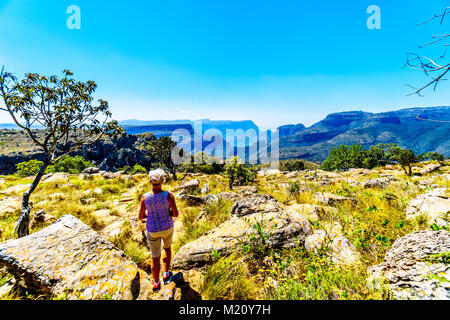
118 107 449 161
1 106 449 162
278 106 449 161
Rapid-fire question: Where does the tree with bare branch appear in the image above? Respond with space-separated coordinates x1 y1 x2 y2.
406 7 450 96
0 67 125 237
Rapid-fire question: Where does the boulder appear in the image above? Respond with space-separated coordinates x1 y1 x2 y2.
82 167 100 174
230 193 280 217
0 214 153 300
305 229 361 265
360 177 391 189
102 172 121 179
172 198 312 269
174 179 200 192
405 188 449 227
178 194 205 206
41 173 69 183
368 230 450 300
419 163 441 176
314 192 356 206
203 194 219 205
101 220 125 239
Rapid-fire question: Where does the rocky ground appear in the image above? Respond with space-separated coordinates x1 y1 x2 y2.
0 161 449 300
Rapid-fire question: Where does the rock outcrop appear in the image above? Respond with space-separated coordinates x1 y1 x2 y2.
405 188 449 227
419 163 441 176
314 192 356 206
360 177 392 189
172 194 312 269
174 179 200 192
230 193 280 217
0 214 153 300
305 229 361 265
368 230 450 300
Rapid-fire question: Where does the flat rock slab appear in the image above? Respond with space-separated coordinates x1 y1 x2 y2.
0 214 153 300
368 230 450 300
172 207 312 269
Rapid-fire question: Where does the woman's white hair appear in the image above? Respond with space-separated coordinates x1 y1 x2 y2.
148 168 166 185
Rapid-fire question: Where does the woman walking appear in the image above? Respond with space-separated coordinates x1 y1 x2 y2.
138 168 179 291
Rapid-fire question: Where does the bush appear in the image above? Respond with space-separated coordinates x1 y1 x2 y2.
179 152 224 174
280 159 305 171
130 164 147 174
321 143 427 174
224 156 257 189
47 155 94 174
15 159 44 177
118 164 147 174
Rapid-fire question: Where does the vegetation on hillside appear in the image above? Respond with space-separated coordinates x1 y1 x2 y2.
321 143 447 175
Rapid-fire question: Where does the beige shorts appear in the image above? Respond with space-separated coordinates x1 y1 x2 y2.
146 228 174 258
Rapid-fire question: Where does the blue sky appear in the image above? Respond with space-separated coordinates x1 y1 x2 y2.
1 0 450 129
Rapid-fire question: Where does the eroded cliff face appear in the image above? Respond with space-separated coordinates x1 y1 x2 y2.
0 133 154 175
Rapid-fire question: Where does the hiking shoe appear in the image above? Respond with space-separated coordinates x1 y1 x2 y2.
163 272 173 285
153 281 161 292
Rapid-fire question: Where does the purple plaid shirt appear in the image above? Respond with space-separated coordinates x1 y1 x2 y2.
144 191 173 233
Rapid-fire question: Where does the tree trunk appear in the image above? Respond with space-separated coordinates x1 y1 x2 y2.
171 167 177 181
15 158 50 238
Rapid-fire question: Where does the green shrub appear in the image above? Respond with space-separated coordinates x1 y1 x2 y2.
280 159 305 171
179 152 224 174
47 155 94 174
15 159 44 177
224 156 257 189
131 164 147 174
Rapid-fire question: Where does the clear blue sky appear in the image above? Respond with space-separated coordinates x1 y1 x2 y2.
1 0 450 129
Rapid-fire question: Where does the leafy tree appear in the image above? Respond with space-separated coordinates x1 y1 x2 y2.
321 145 364 171
386 146 418 176
224 156 257 189
140 136 183 180
421 151 446 164
0 68 124 237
